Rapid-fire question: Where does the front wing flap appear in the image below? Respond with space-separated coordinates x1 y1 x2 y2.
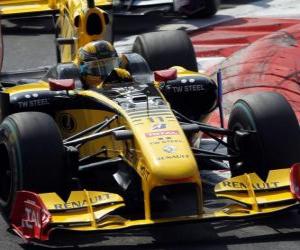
9 168 299 242
10 190 125 241
215 168 295 209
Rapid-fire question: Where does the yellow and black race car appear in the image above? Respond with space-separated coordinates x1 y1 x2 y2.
0 0 220 63
1 0 300 245
0 0 114 63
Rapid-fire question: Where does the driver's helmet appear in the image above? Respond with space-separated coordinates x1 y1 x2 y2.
78 40 120 87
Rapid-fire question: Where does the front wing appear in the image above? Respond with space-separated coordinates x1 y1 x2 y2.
9 168 300 243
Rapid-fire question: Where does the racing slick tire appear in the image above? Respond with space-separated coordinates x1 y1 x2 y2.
175 0 220 18
0 112 65 214
228 92 300 179
132 30 198 72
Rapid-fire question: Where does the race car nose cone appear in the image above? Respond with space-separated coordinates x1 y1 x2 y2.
150 148 198 181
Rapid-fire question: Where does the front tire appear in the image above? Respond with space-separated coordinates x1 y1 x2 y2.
228 92 300 179
0 112 66 214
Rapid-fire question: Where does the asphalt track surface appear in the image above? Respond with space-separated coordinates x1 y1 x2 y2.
2 0 300 249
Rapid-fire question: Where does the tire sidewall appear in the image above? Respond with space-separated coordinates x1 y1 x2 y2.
228 101 264 176
0 112 66 214
228 92 300 178
0 119 22 213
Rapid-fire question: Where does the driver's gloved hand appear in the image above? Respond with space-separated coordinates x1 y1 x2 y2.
104 68 133 83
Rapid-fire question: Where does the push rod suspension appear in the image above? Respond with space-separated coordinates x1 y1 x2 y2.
174 110 234 136
192 147 239 160
63 115 118 142
64 126 125 146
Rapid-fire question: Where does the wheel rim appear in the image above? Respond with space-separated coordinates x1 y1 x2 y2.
0 143 12 203
228 102 258 176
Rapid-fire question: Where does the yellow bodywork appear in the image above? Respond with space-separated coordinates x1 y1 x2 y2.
4 77 203 222
0 0 111 16
2 0 298 240
56 0 113 62
215 169 295 212
35 168 297 232
56 88 203 220
0 0 113 62
4 77 299 233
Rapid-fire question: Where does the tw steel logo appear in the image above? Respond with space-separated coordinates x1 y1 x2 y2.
145 130 179 137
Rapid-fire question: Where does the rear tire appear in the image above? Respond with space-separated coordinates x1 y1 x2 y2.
228 92 300 179
0 112 66 214
132 30 198 72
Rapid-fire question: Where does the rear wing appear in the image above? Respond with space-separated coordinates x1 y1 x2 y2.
0 0 58 18
0 0 112 18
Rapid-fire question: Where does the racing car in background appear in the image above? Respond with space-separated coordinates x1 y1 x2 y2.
0 0 114 65
113 0 220 18
0 0 220 64
1 0 300 245
0 0 220 18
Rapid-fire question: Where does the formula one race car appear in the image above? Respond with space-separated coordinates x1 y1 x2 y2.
0 0 219 64
113 0 220 18
1 21 300 243
0 0 114 64
0 0 220 18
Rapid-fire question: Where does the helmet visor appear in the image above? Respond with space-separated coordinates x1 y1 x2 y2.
83 57 120 79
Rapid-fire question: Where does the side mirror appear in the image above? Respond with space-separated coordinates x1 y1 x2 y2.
154 68 177 82
48 78 75 91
